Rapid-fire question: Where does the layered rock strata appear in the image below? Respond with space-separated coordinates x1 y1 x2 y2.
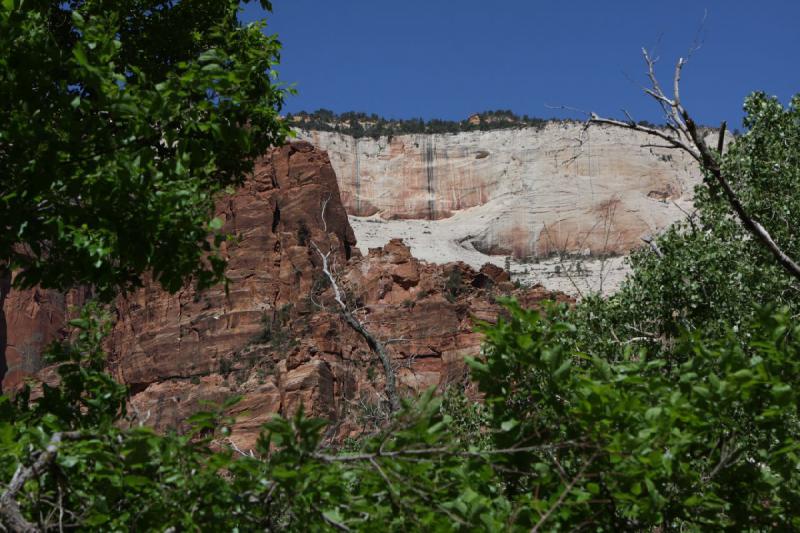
297 124 703 294
109 142 567 449
1 141 568 450
0 273 89 392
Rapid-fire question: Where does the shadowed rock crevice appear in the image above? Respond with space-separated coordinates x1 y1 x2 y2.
271 203 280 233
0 268 10 392
424 136 436 220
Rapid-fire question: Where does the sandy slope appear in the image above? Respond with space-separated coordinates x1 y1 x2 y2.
350 211 630 297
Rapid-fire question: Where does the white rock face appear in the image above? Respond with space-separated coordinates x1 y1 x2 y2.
298 123 702 295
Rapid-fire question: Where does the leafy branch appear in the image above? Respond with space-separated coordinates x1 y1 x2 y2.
587 48 800 281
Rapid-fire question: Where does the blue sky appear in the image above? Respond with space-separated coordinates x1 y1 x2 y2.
241 1 800 128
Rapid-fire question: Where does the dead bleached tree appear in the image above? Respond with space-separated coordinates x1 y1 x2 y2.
0 432 84 532
310 196 401 413
587 48 800 282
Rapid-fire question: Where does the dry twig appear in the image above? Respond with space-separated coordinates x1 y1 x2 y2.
588 48 800 281
310 198 401 413
0 432 83 532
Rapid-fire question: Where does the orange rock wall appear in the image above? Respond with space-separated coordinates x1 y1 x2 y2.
0 141 570 450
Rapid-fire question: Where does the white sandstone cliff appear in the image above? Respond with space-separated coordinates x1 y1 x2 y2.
297 123 703 295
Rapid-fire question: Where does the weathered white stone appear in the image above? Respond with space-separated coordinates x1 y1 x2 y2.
298 123 702 295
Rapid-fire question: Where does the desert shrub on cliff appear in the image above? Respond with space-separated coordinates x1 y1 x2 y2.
288 109 566 139
444 267 466 303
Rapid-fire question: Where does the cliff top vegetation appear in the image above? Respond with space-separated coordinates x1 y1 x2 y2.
287 108 678 139
287 109 583 138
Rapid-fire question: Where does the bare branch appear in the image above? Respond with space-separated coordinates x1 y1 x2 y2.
368 457 400 507
531 452 598 533
671 201 698 231
319 193 331 234
311 199 401 412
717 121 727 155
702 437 737 483
588 115 699 161
541 223 584 299
588 48 800 282
622 109 636 125
313 504 351 532
641 235 664 259
686 8 708 61
0 432 83 533
312 441 596 464
640 143 681 150
544 103 592 117
673 57 685 112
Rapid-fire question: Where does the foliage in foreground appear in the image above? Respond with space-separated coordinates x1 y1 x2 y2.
0 0 291 296
1 0 799 525
3 298 800 530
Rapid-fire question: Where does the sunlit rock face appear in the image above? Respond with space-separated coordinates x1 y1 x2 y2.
0 277 88 392
1 121 705 444
1 141 569 450
298 123 701 264
102 142 568 450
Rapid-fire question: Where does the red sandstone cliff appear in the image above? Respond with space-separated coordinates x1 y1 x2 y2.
1 141 568 449
0 272 89 392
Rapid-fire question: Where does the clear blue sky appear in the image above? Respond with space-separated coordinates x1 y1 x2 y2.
241 1 800 128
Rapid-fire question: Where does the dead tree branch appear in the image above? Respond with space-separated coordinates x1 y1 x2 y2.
588 49 800 282
541 223 584 299
311 200 400 413
641 235 664 259
312 441 596 464
0 432 83 532
531 452 598 533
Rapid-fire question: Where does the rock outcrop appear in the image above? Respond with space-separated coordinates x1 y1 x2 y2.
298 124 700 258
297 124 703 295
0 120 709 446
0 141 568 448
0 273 88 392
0 141 560 450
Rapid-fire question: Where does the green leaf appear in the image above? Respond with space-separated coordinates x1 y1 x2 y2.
552 358 571 379
73 46 89 67
500 419 519 432
209 217 224 231
84 513 110 527
124 475 152 487
644 406 662 421
771 383 792 403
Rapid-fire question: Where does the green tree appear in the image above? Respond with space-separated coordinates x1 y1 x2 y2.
0 0 291 297
469 54 800 528
582 61 800 351
4 14 800 527
469 301 800 529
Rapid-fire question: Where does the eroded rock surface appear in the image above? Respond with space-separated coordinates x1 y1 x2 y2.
100 142 566 450
299 124 700 259
0 274 88 392
1 142 568 448
297 124 705 296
